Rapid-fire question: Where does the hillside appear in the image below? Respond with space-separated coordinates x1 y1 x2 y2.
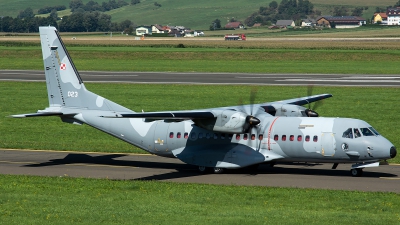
0 0 398 29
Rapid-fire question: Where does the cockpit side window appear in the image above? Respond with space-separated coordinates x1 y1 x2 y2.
342 128 353 139
360 128 375 136
354 128 361 138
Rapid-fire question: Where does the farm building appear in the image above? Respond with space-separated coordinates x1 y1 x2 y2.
316 16 366 28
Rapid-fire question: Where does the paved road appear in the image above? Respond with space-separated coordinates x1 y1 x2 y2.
1 149 399 193
1 70 400 87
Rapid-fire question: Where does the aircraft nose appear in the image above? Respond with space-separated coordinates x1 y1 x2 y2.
390 146 397 158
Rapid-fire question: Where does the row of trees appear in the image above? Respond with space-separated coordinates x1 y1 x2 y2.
1 10 135 33
38 5 67 14
59 11 135 32
0 16 57 33
245 0 315 26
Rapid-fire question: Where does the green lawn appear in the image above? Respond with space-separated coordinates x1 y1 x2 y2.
1 175 399 224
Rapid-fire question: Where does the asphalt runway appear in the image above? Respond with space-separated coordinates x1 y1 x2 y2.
1 70 400 86
1 149 399 192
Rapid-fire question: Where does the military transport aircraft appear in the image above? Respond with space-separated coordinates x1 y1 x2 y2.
12 26 396 177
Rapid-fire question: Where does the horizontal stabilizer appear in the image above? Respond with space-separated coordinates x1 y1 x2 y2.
11 112 66 118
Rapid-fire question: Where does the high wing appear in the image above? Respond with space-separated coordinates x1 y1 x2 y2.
108 93 332 119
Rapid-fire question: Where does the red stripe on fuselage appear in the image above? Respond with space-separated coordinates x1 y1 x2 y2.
267 117 280 150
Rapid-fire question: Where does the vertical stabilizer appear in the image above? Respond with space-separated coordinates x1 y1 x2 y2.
39 26 130 112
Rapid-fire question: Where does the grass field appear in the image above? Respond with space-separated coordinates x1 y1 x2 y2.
1 82 399 164
1 175 399 224
2 41 400 74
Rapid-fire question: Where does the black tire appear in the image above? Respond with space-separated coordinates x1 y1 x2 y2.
350 168 363 177
198 166 211 173
213 167 225 174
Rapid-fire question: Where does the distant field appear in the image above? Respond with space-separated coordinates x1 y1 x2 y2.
1 41 400 74
1 0 398 29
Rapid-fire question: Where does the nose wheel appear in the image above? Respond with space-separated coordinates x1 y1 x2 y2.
350 168 363 177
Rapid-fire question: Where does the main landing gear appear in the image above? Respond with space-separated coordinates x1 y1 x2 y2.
350 168 363 177
198 166 225 174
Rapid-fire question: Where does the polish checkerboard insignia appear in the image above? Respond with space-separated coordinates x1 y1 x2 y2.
60 63 66 70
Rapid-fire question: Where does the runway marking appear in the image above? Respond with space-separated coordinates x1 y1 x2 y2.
80 74 138 77
379 177 400 180
280 79 400 83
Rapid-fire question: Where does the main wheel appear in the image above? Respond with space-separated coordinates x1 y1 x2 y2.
350 168 363 177
213 167 225 174
198 166 211 173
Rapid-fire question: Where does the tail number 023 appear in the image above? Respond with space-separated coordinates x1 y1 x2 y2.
67 91 78 97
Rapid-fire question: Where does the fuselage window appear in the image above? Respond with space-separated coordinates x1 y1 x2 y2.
360 128 375 136
282 135 286 141
354 128 361 138
229 134 233 139
251 134 256 140
290 135 294 141
206 133 210 139
342 128 353 139
236 134 240 140
274 135 279 141
243 134 248 140
169 132 174 138
297 135 302 141
199 133 203 139
313 135 318 142
221 133 225 139
213 133 218 139
305 135 310 142
177 132 181 138
259 134 263 140
190 133 196 139
184 132 188 139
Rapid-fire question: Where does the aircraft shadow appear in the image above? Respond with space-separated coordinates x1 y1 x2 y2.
22 153 396 179
23 153 189 170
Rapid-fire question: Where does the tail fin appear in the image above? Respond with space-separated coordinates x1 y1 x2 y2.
39 26 130 112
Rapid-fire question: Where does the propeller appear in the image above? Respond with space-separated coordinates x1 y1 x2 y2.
239 87 261 133
305 84 322 117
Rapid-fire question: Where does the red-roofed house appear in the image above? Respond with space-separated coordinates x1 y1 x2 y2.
225 22 245 29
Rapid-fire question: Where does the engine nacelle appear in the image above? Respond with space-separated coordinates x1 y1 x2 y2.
265 104 317 117
193 109 259 133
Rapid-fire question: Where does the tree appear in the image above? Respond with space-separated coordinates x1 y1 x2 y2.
119 19 132 31
17 7 34 19
70 0 84 12
209 19 221 30
50 9 58 20
333 6 349 16
269 1 278 9
351 7 364 16
395 0 400 7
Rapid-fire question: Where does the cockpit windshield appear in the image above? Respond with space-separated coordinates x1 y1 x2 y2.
343 127 379 139
369 127 380 135
360 127 375 136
